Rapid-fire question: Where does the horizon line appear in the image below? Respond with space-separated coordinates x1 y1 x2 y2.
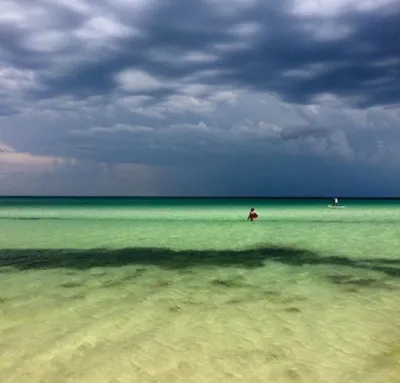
0 196 400 199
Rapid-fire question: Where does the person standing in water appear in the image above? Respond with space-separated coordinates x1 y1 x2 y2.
247 208 258 221
333 197 339 207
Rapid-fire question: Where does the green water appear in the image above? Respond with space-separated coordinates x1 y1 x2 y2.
0 198 399 383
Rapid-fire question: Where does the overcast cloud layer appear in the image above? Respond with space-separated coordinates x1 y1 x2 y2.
1 0 400 196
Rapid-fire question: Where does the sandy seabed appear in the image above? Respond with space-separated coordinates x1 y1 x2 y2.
1 263 400 383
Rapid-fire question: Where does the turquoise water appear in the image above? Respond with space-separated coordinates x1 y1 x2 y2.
0 198 399 382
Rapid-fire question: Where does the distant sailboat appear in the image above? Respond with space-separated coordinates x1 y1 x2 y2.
328 197 345 208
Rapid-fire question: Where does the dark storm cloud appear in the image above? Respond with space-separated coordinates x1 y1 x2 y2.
1 0 400 113
1 0 400 197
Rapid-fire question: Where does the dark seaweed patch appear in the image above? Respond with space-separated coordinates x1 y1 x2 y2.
178 269 194 275
101 279 123 288
61 282 82 288
169 305 182 312
327 274 395 289
226 298 243 304
211 277 247 288
286 368 302 381
343 287 359 293
151 279 170 288
0 245 398 283
284 307 301 313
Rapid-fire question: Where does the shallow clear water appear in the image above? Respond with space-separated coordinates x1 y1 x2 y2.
0 198 399 382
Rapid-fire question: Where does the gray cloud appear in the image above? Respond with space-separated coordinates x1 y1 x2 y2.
1 0 400 114
1 0 400 196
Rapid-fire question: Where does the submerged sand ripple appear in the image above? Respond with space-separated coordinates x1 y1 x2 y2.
0 264 400 383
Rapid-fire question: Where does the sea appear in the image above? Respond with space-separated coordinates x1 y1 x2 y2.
0 197 399 383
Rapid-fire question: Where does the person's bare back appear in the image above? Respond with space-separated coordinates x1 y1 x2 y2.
247 208 258 221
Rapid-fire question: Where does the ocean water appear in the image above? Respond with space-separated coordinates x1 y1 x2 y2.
0 197 399 383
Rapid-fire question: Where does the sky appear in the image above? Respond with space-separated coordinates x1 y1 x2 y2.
0 0 400 196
